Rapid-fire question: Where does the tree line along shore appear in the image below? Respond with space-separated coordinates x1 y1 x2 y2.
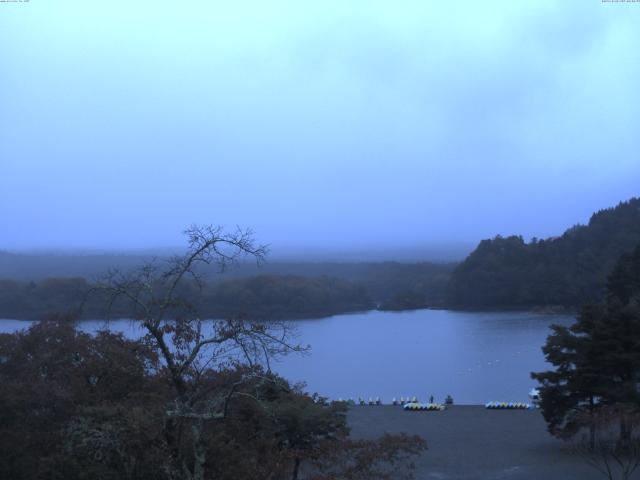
1 197 639 320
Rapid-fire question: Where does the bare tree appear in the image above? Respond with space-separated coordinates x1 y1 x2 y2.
575 405 640 480
91 225 306 480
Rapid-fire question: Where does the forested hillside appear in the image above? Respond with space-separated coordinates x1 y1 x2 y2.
0 257 454 319
448 198 640 307
0 275 373 321
4 198 639 314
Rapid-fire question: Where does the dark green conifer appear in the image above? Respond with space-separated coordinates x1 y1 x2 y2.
532 244 640 448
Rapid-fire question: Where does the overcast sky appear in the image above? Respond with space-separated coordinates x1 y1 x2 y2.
1 1 639 258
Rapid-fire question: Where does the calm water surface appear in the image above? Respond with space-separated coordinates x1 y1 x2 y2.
0 309 573 404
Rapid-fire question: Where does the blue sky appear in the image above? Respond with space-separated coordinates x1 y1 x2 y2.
1 1 639 257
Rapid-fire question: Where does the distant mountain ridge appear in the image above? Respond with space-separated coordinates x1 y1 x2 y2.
448 197 640 308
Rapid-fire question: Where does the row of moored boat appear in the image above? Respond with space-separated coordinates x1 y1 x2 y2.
485 401 532 409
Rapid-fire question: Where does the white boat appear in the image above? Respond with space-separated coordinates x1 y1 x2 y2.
528 388 540 405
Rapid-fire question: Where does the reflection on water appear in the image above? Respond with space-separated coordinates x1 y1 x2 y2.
0 309 574 404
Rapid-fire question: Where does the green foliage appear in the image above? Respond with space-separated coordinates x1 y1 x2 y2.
380 289 431 311
532 244 640 443
607 244 640 308
200 275 373 319
210 381 426 480
0 275 373 320
0 278 89 319
531 307 607 439
449 198 640 307
0 264 457 319
0 258 455 318
355 262 453 308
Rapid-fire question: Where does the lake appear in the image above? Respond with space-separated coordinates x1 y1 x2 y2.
0 309 574 404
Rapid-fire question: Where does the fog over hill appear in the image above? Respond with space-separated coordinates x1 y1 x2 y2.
0 244 469 282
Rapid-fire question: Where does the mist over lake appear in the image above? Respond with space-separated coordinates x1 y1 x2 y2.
0 309 573 404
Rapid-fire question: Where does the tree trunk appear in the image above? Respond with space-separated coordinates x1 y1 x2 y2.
192 420 207 480
619 417 631 452
589 396 596 451
164 416 184 478
291 457 301 480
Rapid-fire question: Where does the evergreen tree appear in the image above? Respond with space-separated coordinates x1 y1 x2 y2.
532 244 640 447
531 306 604 446
450 197 640 307
607 244 640 308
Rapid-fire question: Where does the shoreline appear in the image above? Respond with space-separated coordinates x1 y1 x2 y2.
0 305 578 322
